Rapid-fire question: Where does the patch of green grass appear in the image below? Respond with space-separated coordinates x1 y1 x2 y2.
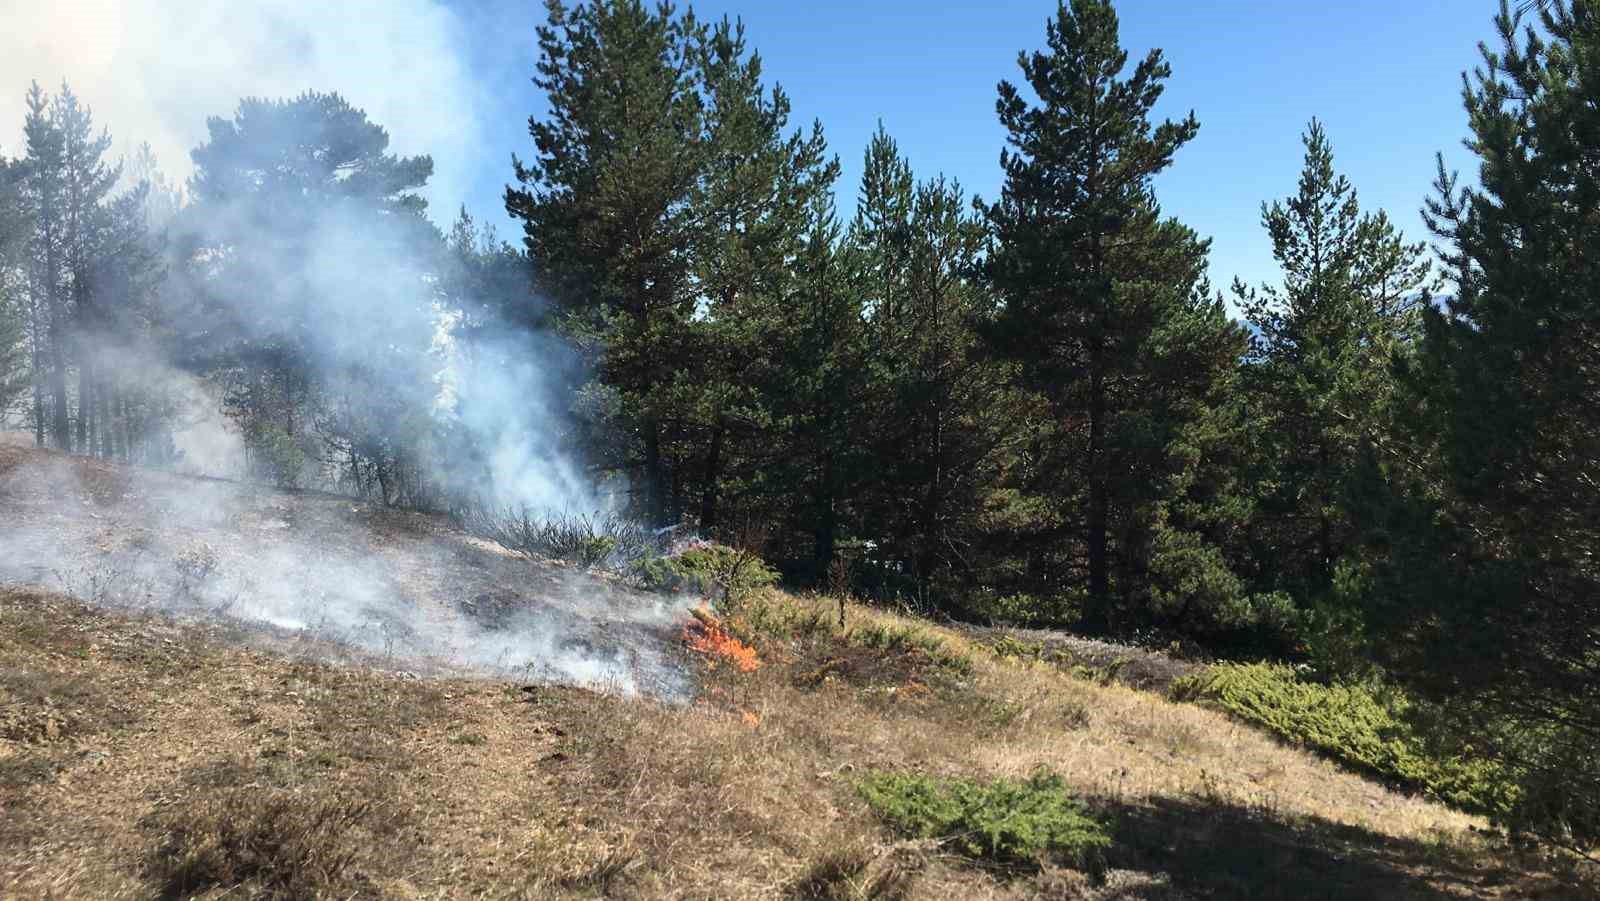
847 622 972 677
856 769 1110 875
734 594 973 679
988 635 1045 661
1171 663 1516 817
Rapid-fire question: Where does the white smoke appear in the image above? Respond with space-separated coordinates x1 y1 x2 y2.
0 441 690 696
0 0 485 212
0 1 690 694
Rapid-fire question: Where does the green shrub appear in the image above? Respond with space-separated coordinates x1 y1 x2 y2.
631 541 778 600
989 635 1046 661
1171 663 1517 817
631 551 706 594
677 543 779 596
965 590 1080 627
857 769 1109 874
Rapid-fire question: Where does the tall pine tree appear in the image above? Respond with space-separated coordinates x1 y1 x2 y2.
20 82 68 450
54 85 123 455
0 152 26 413
763 196 872 575
1231 120 1429 618
981 0 1241 632
183 91 436 491
1376 0 1600 845
508 0 708 525
849 126 1028 608
681 16 836 533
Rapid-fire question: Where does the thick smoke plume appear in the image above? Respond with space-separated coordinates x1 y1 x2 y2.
0 437 690 696
0 1 693 694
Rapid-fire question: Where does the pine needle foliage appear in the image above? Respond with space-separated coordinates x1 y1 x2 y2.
857 769 1110 874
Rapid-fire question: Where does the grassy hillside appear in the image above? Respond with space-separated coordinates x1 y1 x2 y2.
4 585 1592 899
0 441 1591 898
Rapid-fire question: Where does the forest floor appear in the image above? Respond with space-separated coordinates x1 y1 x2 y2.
1 437 1593 899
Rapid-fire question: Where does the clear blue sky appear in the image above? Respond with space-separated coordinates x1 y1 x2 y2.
448 0 1499 296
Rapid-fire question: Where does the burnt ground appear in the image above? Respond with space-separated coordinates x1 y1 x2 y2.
0 433 694 696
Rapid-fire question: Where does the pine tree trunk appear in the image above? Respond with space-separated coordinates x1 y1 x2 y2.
699 420 723 532
813 457 837 579
76 354 91 454
39 215 66 451
99 379 114 459
642 419 666 527
47 268 70 452
916 405 945 586
1317 441 1333 585
30 323 44 448
1085 337 1110 633
119 392 133 463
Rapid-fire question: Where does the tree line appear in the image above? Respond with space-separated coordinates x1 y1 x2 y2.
0 0 1595 845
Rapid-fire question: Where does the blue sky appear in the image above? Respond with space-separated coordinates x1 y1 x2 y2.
448 0 1499 295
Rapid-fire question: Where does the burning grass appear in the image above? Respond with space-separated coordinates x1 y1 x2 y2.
1 586 1593 897
0 441 696 695
685 604 761 673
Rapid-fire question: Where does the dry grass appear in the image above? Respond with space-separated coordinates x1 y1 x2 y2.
0 434 1592 898
144 783 382 898
1 587 1592 899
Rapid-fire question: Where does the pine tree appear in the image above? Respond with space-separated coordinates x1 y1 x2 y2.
8 88 170 460
20 82 68 450
0 153 27 413
508 0 708 525
88 179 167 463
1231 120 1429 611
763 196 872 575
52 85 122 456
980 0 1239 632
0 281 22 416
682 16 836 533
847 126 1025 608
1379 0 1600 844
184 91 436 491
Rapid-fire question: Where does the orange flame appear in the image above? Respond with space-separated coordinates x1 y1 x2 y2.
684 605 760 673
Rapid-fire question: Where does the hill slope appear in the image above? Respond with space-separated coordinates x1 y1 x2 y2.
0 433 689 695
0 439 1587 898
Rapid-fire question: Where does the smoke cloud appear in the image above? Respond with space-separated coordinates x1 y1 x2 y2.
0 1 693 695
0 436 690 696
0 0 487 212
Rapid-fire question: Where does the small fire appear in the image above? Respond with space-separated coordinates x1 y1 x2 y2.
684 605 760 673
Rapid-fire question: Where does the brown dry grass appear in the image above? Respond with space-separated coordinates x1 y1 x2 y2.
2 587 1594 899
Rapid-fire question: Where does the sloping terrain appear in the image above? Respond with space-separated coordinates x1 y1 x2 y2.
0 438 1591 898
0 433 691 696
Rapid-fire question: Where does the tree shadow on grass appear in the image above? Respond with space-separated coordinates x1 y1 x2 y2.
1094 795 1559 900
